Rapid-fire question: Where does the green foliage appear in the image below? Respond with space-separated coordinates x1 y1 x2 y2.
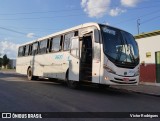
0 58 2 67
2 54 10 67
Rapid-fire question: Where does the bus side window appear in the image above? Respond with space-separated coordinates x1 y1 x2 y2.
25 45 29 56
18 46 23 57
64 32 74 51
51 36 61 52
32 42 38 55
47 39 50 53
60 35 63 51
39 40 47 54
23 46 26 56
74 31 78 36
29 44 33 55
49 38 53 52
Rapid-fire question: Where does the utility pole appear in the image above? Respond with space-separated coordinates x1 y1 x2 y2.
137 19 140 35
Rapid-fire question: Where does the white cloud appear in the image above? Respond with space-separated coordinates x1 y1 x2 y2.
109 7 126 16
81 0 111 18
26 33 35 38
81 0 142 18
0 40 19 59
121 0 140 7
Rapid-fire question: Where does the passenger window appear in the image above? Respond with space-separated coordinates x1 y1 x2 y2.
64 32 74 51
74 31 78 36
18 47 24 57
51 37 61 52
70 37 79 58
39 40 47 54
29 44 33 55
32 42 38 55
25 45 29 56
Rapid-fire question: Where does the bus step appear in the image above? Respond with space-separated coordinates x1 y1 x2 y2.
81 63 92 67
81 80 92 83
84 71 92 75
81 67 92 70
82 76 92 81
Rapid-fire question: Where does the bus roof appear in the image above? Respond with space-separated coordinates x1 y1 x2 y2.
20 22 129 46
21 22 100 46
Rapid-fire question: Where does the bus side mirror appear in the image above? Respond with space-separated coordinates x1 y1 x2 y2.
94 29 99 43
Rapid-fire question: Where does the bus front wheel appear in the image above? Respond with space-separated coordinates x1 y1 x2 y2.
65 70 79 89
67 79 79 89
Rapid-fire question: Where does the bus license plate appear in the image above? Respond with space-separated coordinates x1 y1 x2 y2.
123 78 129 82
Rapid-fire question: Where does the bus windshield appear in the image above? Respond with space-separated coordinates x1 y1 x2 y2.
100 25 139 68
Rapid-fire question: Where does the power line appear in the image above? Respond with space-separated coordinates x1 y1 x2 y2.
141 15 160 24
0 4 160 16
0 26 39 38
0 14 85 20
1 6 160 21
113 9 160 25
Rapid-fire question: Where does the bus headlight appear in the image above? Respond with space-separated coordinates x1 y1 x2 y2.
103 65 116 74
134 70 139 76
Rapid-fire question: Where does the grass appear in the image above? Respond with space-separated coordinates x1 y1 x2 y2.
0 68 16 72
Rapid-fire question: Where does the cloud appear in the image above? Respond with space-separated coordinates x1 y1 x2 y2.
0 40 19 59
109 7 126 16
81 0 142 18
26 33 35 38
81 0 111 18
121 0 140 7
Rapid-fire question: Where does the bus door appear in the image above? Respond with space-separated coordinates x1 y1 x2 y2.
68 37 80 81
80 33 93 82
80 30 100 84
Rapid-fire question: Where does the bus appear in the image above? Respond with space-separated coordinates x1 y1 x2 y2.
16 22 140 88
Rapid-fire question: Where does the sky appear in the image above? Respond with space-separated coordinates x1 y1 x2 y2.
0 0 160 59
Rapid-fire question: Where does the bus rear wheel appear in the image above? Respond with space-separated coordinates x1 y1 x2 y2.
65 70 79 89
27 68 38 80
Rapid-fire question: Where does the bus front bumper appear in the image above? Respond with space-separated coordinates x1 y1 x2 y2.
102 70 139 85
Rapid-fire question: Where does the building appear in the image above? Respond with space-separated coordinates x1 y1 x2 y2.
135 30 160 84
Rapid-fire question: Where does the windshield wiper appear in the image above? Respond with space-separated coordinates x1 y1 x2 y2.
128 45 136 63
115 47 123 62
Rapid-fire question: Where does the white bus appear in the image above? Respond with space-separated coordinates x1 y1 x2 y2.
16 22 140 88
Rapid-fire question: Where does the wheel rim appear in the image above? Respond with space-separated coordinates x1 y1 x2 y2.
29 70 31 77
28 69 32 79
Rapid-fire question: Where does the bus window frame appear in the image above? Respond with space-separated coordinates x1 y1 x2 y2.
38 39 48 54
63 31 78 51
32 42 38 56
18 46 24 57
24 44 30 56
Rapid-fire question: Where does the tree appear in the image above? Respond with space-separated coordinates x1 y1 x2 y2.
0 53 2 68
0 58 2 68
2 54 9 68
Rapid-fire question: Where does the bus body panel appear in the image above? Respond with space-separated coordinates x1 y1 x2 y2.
16 56 32 75
92 41 101 84
16 52 70 80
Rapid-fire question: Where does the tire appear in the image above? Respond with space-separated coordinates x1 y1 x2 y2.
67 80 79 89
66 72 79 89
27 68 38 80
98 84 110 90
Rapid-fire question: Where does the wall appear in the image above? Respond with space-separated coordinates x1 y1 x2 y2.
136 35 160 83
136 35 160 63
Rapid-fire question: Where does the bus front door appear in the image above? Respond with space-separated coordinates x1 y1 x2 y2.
68 37 80 84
